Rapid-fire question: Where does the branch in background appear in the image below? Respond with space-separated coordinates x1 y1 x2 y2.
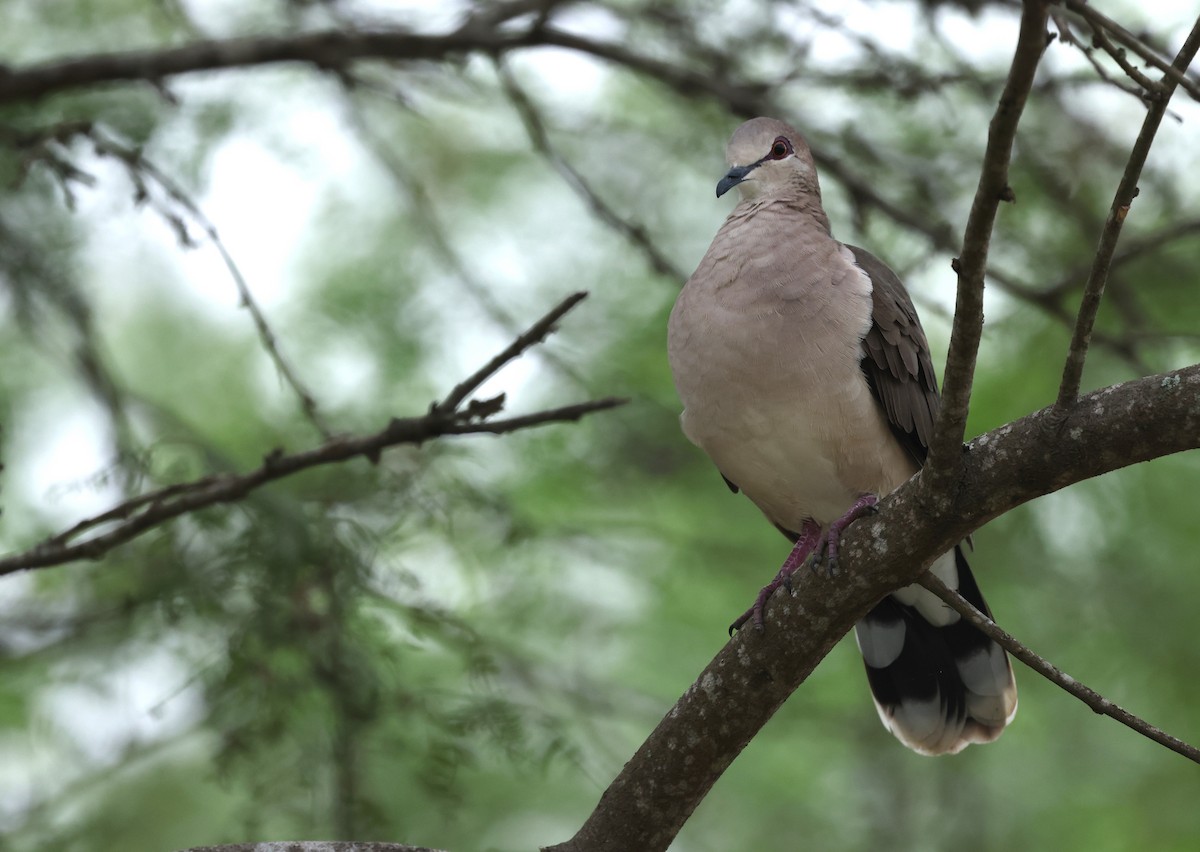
0 292 626 575
546 362 1200 852
1056 16 1200 407
0 197 144 491
89 128 336 438
1043 217 1200 300
496 60 687 282
1063 0 1200 104
0 27 540 105
334 79 590 389
0 12 1168 367
539 17 1160 371
918 572 1200 763
925 0 1049 490
3 120 335 437
434 290 587 414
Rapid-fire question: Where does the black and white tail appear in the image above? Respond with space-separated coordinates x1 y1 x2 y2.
853 546 1017 755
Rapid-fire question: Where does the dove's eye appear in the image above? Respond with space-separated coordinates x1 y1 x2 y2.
769 137 792 159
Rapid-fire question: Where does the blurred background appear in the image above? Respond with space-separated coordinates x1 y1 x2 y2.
2 0 1199 849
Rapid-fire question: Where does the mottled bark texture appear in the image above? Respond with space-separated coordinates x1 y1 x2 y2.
545 364 1200 852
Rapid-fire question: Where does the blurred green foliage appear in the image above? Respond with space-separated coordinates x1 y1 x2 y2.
2 1 1200 851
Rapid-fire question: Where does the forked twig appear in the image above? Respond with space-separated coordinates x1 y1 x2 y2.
1056 15 1200 406
919 572 1200 764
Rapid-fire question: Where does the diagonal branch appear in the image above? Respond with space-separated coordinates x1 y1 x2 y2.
433 290 588 414
1056 15 1200 407
0 15 1165 368
2 120 337 438
0 292 623 576
0 396 625 576
925 0 1050 491
89 130 337 438
1042 216 1200 300
496 60 687 282
334 83 589 390
918 572 1200 763
1063 0 1200 104
545 362 1200 852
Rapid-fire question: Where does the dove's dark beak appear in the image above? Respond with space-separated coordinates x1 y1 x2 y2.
716 163 759 198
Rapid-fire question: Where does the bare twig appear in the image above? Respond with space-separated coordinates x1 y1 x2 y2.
1088 25 1158 95
0 292 624 575
335 80 590 389
918 572 1200 764
88 130 336 438
1056 16 1200 407
496 61 686 282
433 290 588 414
1060 33 1155 103
925 0 1050 490
3 120 336 437
0 397 624 575
1063 0 1200 104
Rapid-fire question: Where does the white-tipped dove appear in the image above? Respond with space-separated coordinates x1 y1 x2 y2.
668 117 1017 755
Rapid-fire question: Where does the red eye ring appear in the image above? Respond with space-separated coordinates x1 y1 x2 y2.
768 136 793 159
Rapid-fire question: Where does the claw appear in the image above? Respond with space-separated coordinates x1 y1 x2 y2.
731 495 879 634
804 550 823 576
819 493 878 576
730 519 821 634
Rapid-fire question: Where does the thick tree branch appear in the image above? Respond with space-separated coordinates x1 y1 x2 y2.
0 293 625 576
0 12 1164 369
0 28 533 104
918 572 1200 763
926 0 1049 490
545 362 1200 852
1056 16 1200 407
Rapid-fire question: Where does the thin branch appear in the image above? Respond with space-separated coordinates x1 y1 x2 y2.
1063 0 1200 104
0 292 624 575
926 0 1050 490
1066 42 1150 101
1042 217 1200 300
1056 16 1200 407
546 362 1200 852
335 78 590 390
3 120 337 437
496 60 687 282
88 129 336 438
0 396 624 576
1087 25 1158 95
0 18 1158 368
433 290 587 414
918 572 1200 764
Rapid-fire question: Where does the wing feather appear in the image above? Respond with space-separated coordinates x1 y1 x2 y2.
847 245 941 466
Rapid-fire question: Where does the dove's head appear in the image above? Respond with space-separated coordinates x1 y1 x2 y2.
717 117 820 202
